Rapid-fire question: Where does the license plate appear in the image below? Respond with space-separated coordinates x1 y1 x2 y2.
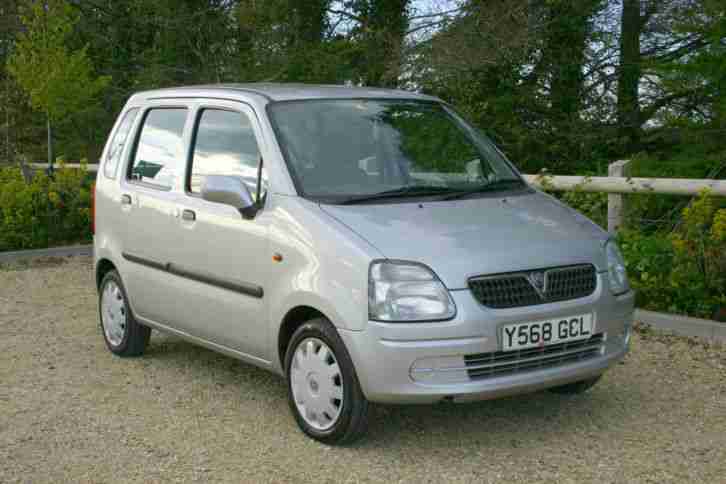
501 314 594 351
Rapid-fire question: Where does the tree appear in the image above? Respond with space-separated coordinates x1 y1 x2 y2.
536 0 603 124
655 0 726 129
417 0 608 173
617 0 644 150
289 0 330 45
1 0 21 163
2 0 724 173
7 0 109 166
350 0 410 87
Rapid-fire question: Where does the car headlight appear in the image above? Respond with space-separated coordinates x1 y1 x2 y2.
605 240 629 295
368 260 456 322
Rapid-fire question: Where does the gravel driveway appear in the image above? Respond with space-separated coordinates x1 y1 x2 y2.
1 257 725 483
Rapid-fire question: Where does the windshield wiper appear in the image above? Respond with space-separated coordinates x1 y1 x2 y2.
338 186 456 205
441 179 525 200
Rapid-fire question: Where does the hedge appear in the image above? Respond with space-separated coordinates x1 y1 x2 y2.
0 162 92 251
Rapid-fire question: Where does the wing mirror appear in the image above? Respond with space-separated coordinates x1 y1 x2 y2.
201 175 259 219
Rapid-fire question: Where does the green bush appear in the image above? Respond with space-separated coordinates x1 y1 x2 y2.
539 170 726 319
618 191 726 319
0 161 92 251
618 230 678 312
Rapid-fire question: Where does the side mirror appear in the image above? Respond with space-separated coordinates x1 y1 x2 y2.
201 175 259 219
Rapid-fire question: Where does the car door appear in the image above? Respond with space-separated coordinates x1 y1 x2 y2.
117 104 193 325
166 101 271 360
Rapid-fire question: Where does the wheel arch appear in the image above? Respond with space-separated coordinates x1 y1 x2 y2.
95 258 117 291
277 305 328 372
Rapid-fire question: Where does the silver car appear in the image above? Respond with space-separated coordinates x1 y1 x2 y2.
94 84 634 444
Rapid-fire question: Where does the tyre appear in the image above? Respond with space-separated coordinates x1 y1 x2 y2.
98 270 150 357
284 317 369 445
548 375 602 395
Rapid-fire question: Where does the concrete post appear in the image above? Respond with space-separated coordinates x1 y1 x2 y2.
607 159 630 233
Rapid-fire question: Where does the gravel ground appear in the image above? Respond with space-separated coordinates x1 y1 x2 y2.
1 256 725 483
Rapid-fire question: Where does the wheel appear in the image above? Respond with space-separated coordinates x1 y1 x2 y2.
284 318 369 445
548 375 602 395
98 270 150 357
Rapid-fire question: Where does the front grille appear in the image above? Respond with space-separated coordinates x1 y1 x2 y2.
546 265 598 302
464 333 604 381
468 264 596 309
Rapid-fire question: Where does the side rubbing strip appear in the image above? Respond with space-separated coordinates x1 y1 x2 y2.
121 252 263 299
167 263 264 299
122 252 167 272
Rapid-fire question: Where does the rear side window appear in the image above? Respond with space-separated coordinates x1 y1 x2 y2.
129 108 188 189
104 108 138 179
188 109 262 194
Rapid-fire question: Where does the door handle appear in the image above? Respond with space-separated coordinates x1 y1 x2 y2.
120 194 132 205
182 209 196 221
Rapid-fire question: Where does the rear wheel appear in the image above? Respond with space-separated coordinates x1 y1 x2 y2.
284 318 369 445
548 375 602 395
99 270 150 357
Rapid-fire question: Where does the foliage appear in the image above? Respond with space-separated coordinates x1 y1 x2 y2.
618 191 726 319
540 178 726 319
618 229 676 313
621 147 726 234
536 173 608 228
669 190 726 315
2 0 725 170
349 0 410 87
7 0 109 123
653 0 726 129
560 188 608 230
0 162 91 251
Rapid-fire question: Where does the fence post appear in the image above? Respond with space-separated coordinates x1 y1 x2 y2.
607 159 630 233
18 155 34 183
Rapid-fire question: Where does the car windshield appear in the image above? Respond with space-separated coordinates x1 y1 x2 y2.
268 99 523 203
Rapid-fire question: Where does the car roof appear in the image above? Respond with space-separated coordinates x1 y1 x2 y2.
131 83 441 103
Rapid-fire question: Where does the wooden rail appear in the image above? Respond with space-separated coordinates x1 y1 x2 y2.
523 174 726 196
30 163 98 171
27 162 726 196
25 160 726 233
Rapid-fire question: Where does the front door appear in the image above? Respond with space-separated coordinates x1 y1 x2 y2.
167 101 271 361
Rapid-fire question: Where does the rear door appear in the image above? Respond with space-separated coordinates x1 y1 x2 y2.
117 104 192 325
166 101 271 360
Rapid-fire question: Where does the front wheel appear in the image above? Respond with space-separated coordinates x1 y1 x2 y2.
284 318 369 445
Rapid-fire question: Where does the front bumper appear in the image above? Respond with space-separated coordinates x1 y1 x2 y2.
338 275 635 404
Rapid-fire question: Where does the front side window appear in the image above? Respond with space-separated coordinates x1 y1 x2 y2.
104 108 138 179
188 109 264 196
129 108 188 189
269 100 523 203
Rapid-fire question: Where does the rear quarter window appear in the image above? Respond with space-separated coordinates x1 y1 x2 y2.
103 108 139 179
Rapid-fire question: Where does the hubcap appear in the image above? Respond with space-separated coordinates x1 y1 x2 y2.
290 338 344 431
101 280 126 346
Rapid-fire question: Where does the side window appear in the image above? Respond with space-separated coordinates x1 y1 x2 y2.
188 109 265 196
129 108 188 189
104 108 138 179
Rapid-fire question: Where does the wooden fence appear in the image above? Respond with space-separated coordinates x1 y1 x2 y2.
29 160 726 233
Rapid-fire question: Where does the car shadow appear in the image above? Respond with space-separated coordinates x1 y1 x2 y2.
359 375 641 449
141 333 640 449
141 333 288 400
